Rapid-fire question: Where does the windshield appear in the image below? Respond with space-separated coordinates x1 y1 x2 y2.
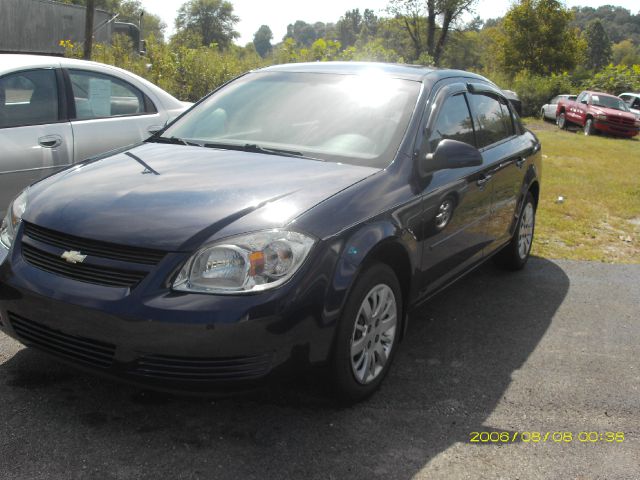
591 95 630 112
161 72 421 168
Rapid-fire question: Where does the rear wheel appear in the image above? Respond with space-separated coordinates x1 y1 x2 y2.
540 108 546 120
330 263 401 403
494 192 536 271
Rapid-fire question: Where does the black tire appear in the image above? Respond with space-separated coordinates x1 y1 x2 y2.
540 108 546 120
329 262 402 403
584 118 595 136
494 191 536 271
557 112 567 130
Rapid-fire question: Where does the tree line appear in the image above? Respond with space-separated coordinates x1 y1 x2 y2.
63 0 640 116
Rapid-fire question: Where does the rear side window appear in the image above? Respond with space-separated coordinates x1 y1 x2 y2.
427 94 475 152
467 93 511 148
68 69 155 120
0 69 59 128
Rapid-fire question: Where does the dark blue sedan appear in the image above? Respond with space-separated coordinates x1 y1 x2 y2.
0 62 541 401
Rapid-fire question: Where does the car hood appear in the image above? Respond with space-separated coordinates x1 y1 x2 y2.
24 143 378 251
592 107 636 120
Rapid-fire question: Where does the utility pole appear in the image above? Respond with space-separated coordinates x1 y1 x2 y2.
83 0 95 59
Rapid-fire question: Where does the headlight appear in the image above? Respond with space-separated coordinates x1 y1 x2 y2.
0 189 28 250
173 230 315 294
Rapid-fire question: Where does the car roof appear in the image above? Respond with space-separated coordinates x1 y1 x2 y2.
584 90 620 99
257 61 493 84
619 92 640 98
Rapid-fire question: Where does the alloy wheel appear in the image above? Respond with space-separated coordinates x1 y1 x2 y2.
518 202 535 259
350 284 397 384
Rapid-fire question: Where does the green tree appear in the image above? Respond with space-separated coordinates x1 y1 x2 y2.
118 0 166 41
174 0 239 49
284 20 319 47
583 19 612 70
612 39 640 66
253 25 273 58
386 0 477 64
495 0 584 76
337 9 363 48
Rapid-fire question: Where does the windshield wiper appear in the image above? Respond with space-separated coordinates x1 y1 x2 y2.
202 142 324 161
146 136 202 147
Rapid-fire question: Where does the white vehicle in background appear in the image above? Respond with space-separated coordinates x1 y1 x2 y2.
540 94 576 122
0 54 191 215
619 93 640 119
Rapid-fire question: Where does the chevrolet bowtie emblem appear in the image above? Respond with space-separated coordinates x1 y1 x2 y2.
61 250 87 264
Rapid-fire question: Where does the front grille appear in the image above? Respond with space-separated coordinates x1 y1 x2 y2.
9 312 115 369
132 353 272 381
23 222 165 265
22 243 147 288
606 116 635 128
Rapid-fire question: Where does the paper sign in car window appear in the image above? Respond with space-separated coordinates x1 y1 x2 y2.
89 78 112 117
592 96 599 103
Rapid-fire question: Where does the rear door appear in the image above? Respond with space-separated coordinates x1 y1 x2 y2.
65 68 167 162
466 88 531 251
416 82 494 296
0 68 73 213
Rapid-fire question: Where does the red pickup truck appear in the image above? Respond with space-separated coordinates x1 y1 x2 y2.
556 90 640 137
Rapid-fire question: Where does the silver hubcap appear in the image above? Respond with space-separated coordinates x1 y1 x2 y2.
435 199 453 229
350 284 397 384
518 202 534 259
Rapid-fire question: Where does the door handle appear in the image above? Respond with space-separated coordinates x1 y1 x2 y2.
38 135 63 148
515 157 526 168
476 173 492 187
147 125 164 134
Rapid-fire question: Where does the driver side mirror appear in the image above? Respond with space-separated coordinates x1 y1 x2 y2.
418 139 483 177
580 99 588 104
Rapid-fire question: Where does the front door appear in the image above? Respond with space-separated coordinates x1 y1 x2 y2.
416 85 494 297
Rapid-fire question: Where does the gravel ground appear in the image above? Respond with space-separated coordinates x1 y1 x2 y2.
0 257 638 480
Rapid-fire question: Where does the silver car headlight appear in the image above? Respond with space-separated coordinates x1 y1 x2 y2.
0 189 28 250
173 230 316 294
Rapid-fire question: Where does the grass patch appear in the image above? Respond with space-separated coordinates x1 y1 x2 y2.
524 118 640 263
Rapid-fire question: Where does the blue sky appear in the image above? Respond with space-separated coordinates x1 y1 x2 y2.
138 0 640 44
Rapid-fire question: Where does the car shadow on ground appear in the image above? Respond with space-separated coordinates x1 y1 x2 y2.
0 257 569 480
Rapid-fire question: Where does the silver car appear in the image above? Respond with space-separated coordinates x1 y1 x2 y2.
540 94 576 121
619 93 640 120
0 54 190 215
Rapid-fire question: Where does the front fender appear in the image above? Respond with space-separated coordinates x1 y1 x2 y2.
324 219 418 327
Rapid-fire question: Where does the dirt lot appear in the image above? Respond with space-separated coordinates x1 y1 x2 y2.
1 258 638 480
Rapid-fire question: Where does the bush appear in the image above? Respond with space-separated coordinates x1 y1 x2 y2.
582 64 640 94
509 71 577 117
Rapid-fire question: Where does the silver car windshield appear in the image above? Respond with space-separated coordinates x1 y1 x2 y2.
161 72 421 168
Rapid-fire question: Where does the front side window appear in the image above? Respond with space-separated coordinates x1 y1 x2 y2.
467 93 511 148
427 94 475 152
576 92 588 104
162 72 421 168
0 69 58 128
68 70 151 120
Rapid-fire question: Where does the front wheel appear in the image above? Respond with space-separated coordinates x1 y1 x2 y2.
557 112 567 129
330 263 402 403
584 118 595 136
494 192 536 271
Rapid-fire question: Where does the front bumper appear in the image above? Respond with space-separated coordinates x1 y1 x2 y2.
593 120 639 137
0 241 339 392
